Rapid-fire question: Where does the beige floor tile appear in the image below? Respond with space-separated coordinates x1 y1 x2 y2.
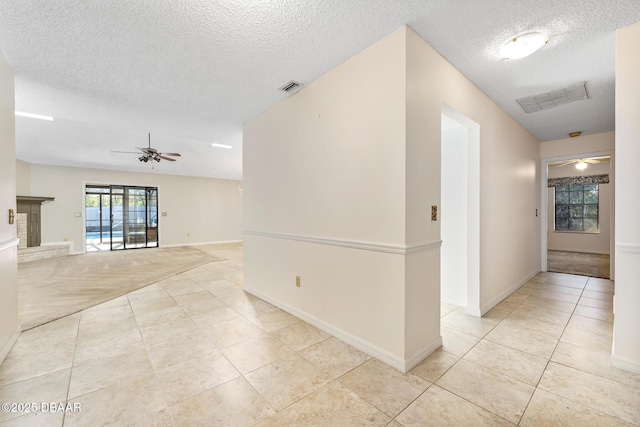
530 272 552 283
574 304 614 322
202 317 266 348
547 273 588 285
76 315 139 345
520 296 576 313
436 359 534 424
410 350 459 382
170 290 227 316
84 295 130 312
197 279 240 297
245 354 332 411
440 303 460 316
587 277 614 286
0 411 64 427
0 339 76 386
551 341 640 389
133 305 191 329
219 292 279 317
561 325 612 353
169 377 275 427
582 289 614 301
144 332 218 371
538 362 640 425
530 289 580 304
245 309 300 332
521 388 633 427
139 317 201 343
270 322 331 351
441 308 500 338
339 359 430 418
543 278 586 289
492 298 522 313
0 369 70 423
73 328 144 365
79 304 134 325
395 385 515 426
127 290 178 316
463 340 547 386
222 335 294 374
64 374 171 427
68 347 154 399
6 315 78 356
299 337 371 379
483 315 562 359
538 283 583 296
578 296 613 310
157 351 240 406
567 314 613 337
269 381 391 426
585 282 614 294
440 326 480 357
511 303 572 325
160 280 204 297
189 306 244 329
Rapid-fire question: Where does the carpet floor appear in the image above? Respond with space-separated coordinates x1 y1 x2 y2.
18 245 224 330
547 250 610 279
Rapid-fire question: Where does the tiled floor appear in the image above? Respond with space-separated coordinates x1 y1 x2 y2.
1 243 639 426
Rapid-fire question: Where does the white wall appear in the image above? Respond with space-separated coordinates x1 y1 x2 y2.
613 22 640 374
243 26 540 371
404 28 540 315
441 124 468 306
20 163 243 252
0 51 20 363
15 160 31 197
547 160 611 254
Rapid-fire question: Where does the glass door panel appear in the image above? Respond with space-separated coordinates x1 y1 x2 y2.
110 186 124 250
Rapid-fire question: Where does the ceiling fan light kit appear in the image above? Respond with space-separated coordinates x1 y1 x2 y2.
500 32 548 60
113 133 181 164
575 160 588 170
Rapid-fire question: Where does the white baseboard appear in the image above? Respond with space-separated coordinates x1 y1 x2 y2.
244 285 440 373
0 325 21 365
480 268 540 315
611 355 640 375
161 240 243 248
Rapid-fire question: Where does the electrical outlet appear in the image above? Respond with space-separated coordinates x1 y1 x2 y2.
296 276 301 287
431 205 438 221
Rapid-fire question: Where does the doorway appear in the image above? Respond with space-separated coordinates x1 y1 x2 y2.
441 106 481 316
85 185 158 252
541 154 613 279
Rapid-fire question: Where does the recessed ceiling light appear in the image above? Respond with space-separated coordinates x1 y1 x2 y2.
499 32 548 60
15 111 54 121
211 143 232 149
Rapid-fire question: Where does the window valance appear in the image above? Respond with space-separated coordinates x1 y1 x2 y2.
547 174 609 188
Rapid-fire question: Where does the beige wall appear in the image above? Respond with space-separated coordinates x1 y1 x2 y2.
15 160 31 197
19 163 243 252
0 51 20 363
547 160 611 254
540 131 615 159
243 26 540 370
613 22 640 374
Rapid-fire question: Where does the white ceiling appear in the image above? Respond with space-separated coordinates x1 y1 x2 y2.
0 1 638 180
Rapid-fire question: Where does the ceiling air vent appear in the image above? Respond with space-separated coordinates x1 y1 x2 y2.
516 81 588 113
278 80 303 93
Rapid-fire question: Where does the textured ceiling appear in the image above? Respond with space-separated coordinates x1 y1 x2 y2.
0 1 638 180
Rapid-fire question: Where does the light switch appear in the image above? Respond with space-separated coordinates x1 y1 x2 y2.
75 212 81 217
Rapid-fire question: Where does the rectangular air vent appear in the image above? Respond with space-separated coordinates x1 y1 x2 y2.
517 81 588 113
278 80 303 93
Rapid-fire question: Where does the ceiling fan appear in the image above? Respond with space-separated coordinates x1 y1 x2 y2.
112 133 181 163
550 157 607 170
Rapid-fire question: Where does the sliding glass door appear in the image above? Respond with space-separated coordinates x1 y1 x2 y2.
86 185 158 252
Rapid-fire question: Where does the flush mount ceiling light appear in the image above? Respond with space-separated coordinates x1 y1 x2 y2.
15 111 54 121
499 32 548 60
211 143 232 149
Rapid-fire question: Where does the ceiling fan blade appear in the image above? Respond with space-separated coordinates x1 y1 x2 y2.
585 159 600 164
159 152 181 157
551 161 575 167
158 155 176 162
136 147 152 153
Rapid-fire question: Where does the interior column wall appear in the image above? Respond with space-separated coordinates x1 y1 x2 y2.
0 50 20 363
613 21 640 374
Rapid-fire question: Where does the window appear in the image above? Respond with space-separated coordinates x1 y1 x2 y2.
554 184 599 232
